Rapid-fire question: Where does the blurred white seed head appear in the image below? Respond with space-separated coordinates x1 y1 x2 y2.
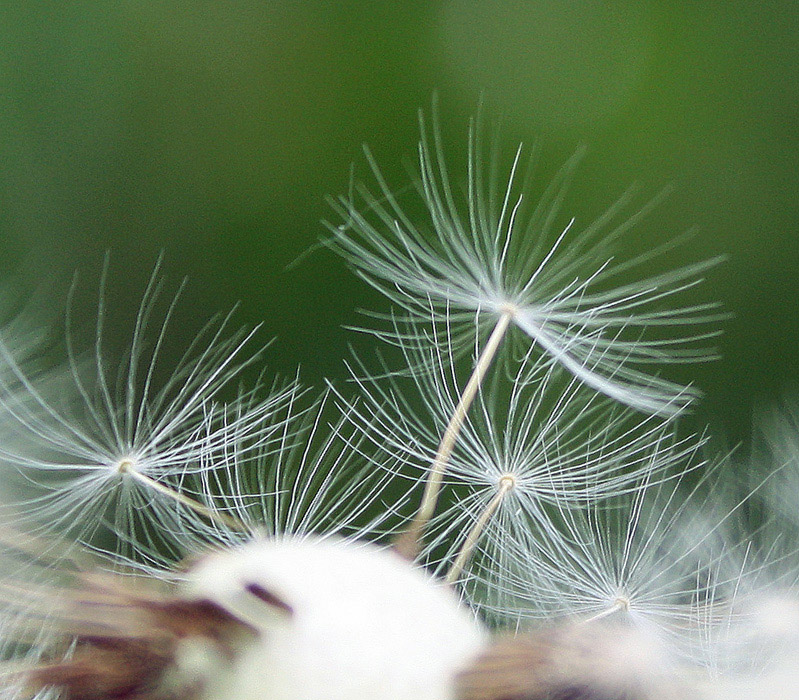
189 537 486 700
458 620 687 700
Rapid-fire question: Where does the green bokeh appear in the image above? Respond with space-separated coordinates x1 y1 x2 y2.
0 2 797 444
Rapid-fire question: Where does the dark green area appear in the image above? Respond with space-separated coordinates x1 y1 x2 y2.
0 2 797 445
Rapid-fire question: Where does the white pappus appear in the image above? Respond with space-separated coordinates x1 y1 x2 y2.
0 107 790 700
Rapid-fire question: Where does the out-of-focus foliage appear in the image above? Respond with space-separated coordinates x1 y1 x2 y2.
0 1 796 441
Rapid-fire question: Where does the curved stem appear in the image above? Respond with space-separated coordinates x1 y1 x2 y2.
446 476 515 584
125 468 249 532
395 311 513 558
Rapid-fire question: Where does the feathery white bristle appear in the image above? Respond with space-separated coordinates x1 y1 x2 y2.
328 110 722 417
0 259 293 561
1 107 795 700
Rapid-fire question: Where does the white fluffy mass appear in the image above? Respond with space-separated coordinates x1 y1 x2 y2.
188 537 486 700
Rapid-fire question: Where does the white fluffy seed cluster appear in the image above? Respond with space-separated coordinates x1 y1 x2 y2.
189 538 485 700
0 110 794 700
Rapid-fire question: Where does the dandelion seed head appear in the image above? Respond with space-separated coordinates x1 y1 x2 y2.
187 537 487 700
0 107 762 700
457 621 682 700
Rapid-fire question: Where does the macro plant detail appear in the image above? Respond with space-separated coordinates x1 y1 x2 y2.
328 110 722 418
0 110 794 700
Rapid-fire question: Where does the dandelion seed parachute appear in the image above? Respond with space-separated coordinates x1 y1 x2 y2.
0 260 296 561
336 314 706 587
328 108 723 417
0 107 782 700
462 463 732 648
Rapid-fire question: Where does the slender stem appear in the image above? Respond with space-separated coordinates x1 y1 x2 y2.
395 310 513 559
583 597 630 624
446 475 515 584
123 467 249 532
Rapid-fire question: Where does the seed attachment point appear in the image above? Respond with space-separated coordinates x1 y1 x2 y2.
114 458 138 475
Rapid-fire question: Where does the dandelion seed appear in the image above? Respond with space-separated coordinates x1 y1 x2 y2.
445 473 516 584
462 460 741 664
0 260 292 560
328 106 722 418
339 315 703 573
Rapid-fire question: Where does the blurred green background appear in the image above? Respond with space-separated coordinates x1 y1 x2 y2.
0 1 796 444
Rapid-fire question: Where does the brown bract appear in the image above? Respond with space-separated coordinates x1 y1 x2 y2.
22 575 258 700
455 623 686 700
